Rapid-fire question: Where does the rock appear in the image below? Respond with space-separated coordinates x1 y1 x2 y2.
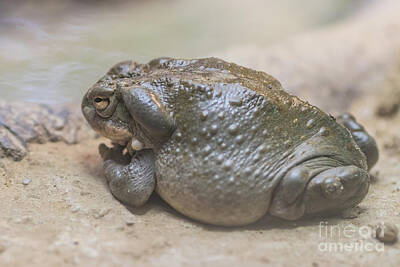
92 208 111 219
0 101 97 161
374 222 398 243
125 215 136 226
70 205 81 213
0 124 27 161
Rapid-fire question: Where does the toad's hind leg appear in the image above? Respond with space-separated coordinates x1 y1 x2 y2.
337 113 379 170
270 163 369 220
100 144 155 207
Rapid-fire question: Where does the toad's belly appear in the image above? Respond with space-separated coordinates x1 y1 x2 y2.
154 151 276 226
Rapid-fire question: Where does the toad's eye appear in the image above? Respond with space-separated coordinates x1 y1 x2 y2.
93 97 110 110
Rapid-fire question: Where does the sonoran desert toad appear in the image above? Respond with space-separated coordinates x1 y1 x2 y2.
82 57 378 226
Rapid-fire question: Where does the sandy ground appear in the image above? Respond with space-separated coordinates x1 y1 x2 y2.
2 1 400 266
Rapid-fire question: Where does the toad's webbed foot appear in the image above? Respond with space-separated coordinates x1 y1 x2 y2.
337 113 379 170
99 144 155 207
270 158 369 220
302 165 369 216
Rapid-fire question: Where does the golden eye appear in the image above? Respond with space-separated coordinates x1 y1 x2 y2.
93 97 110 110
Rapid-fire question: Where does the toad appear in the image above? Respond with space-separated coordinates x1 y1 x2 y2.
82 57 378 226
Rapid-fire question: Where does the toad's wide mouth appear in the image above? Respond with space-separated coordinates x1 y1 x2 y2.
82 91 149 156
82 101 132 145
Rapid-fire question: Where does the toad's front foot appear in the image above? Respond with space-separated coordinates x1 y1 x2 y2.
99 144 155 207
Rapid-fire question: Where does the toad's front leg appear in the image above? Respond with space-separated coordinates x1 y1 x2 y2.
99 144 155 207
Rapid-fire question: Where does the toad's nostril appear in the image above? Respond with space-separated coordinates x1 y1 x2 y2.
321 176 344 199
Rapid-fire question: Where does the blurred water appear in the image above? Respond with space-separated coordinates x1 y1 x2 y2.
0 0 353 104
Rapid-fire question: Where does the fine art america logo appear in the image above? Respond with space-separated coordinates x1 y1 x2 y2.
318 221 385 253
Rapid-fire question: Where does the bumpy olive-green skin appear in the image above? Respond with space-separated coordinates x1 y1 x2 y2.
82 58 373 226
